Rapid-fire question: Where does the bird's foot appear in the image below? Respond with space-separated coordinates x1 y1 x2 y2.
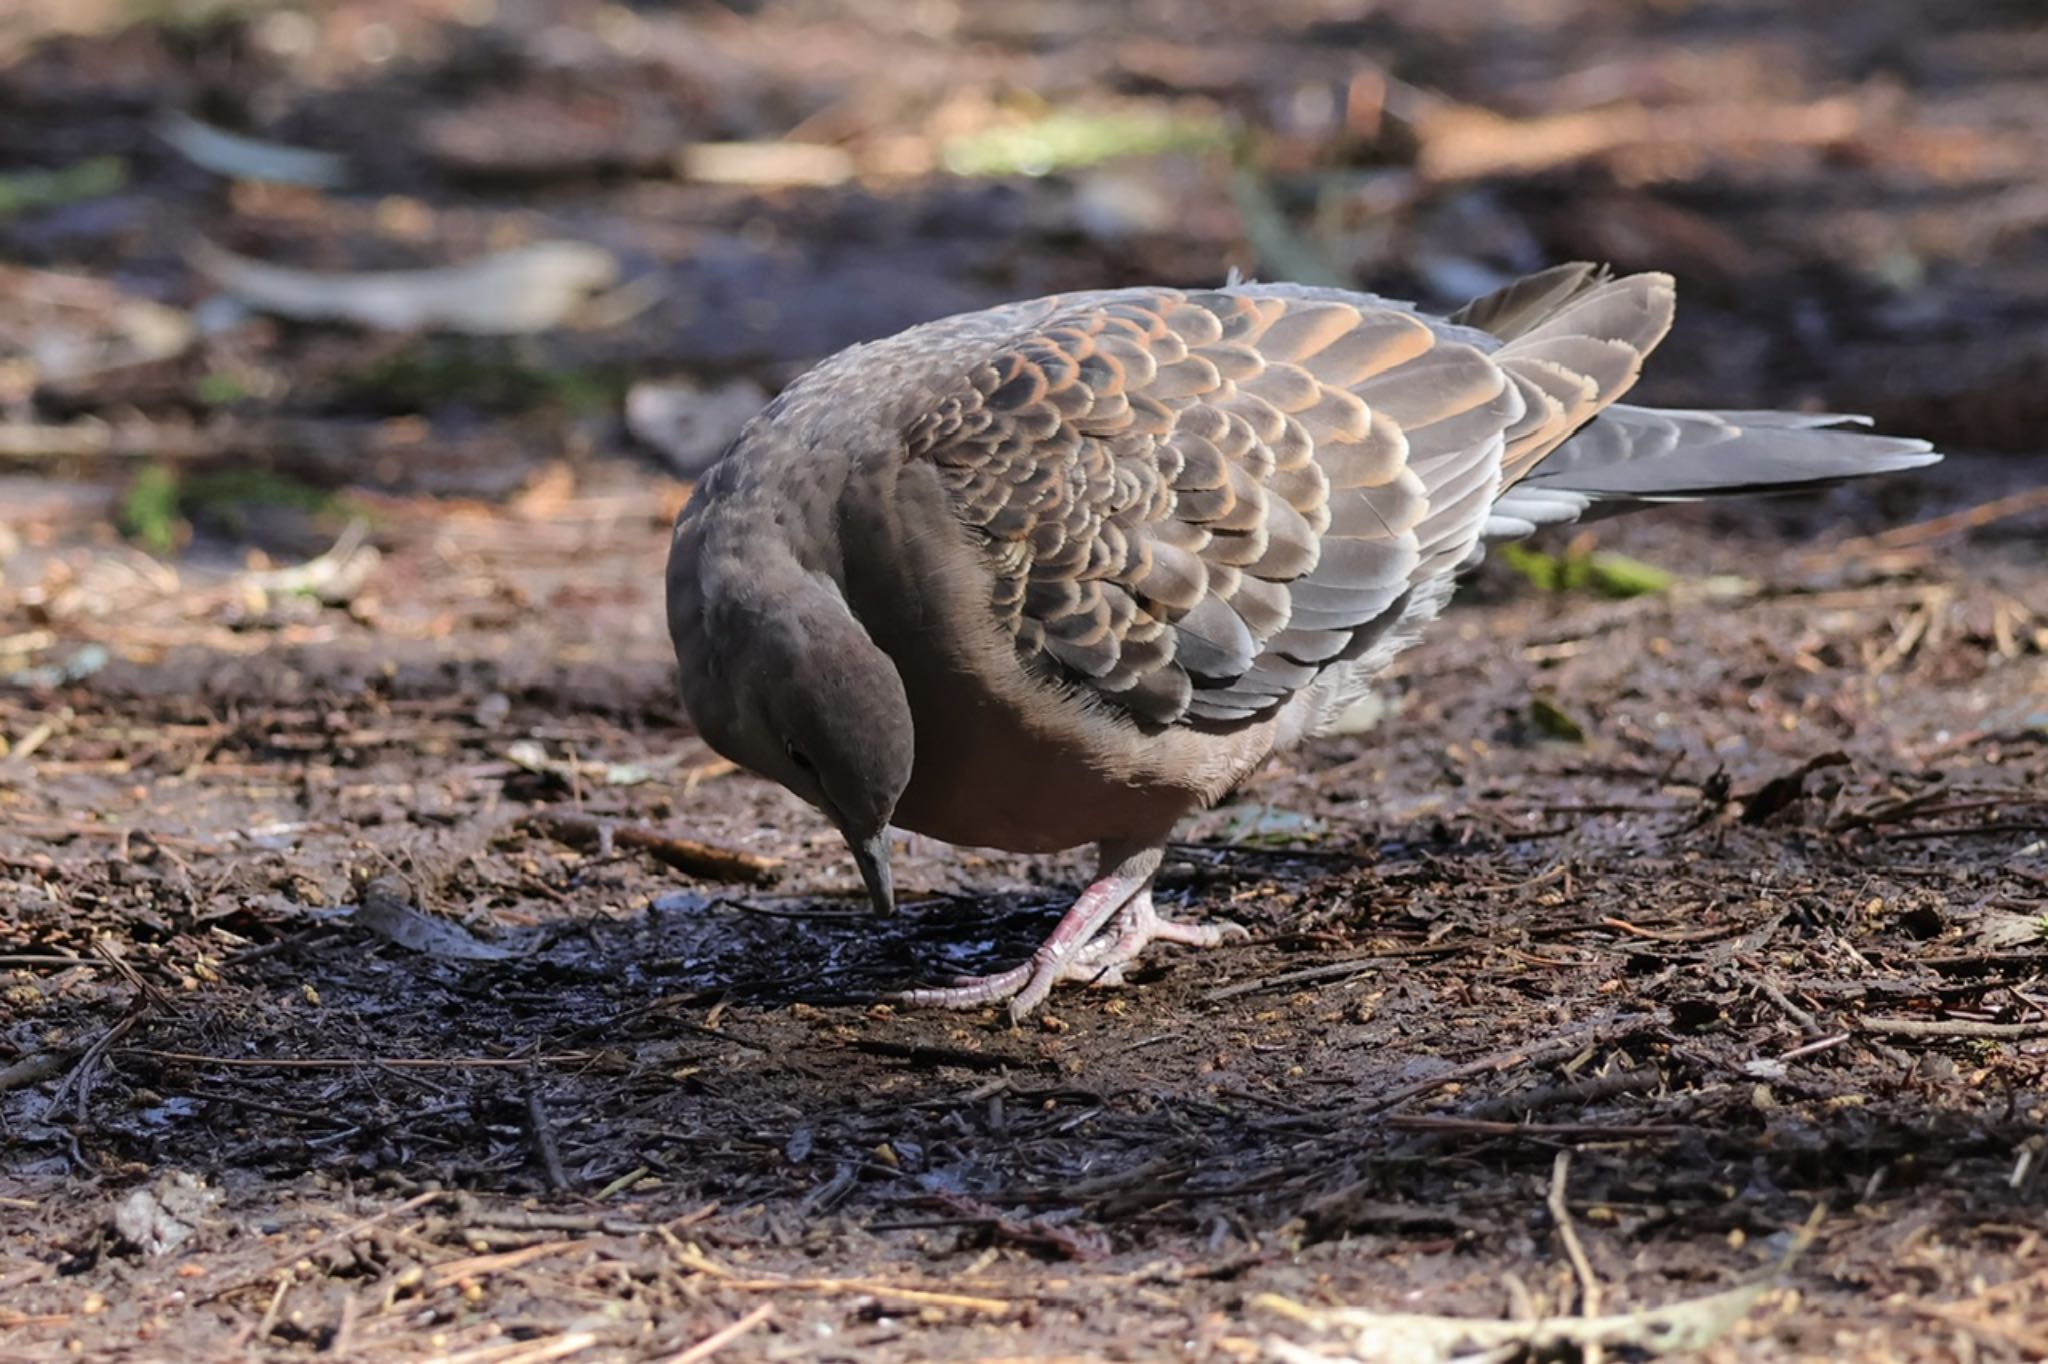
897 881 1244 1022
1062 891 1248 987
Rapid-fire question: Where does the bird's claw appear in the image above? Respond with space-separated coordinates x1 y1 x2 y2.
895 892 1246 1021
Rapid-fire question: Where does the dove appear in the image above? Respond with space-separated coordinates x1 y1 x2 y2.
665 264 1938 1020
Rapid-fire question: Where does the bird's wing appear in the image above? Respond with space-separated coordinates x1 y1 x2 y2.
906 276 1675 726
1446 261 1614 341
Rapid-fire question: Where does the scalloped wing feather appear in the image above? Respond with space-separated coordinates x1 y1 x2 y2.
908 273 1677 728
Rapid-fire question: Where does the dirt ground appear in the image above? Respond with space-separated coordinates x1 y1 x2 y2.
4 1 2048 1361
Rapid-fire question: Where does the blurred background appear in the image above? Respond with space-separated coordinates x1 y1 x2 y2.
4 0 2046 570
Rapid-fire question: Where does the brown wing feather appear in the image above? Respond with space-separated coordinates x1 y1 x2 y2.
1446 262 1610 340
1489 273 1677 482
908 286 1530 727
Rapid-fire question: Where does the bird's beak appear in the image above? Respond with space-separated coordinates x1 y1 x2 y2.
848 828 895 915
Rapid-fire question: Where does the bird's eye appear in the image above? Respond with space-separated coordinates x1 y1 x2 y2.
786 744 815 773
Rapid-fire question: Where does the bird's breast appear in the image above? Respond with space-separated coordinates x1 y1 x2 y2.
888 682 1198 853
841 457 1277 854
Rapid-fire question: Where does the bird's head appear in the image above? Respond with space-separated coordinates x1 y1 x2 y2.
668 524 913 915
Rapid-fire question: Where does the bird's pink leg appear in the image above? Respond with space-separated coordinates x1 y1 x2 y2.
897 843 1242 1021
1063 887 1248 986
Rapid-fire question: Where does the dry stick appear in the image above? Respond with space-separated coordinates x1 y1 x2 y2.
717 1278 1013 1314
663 1236 1014 1315
48 1012 140 1117
461 1207 664 1236
0 1049 76 1093
1205 953 1409 1001
1336 1012 1665 1122
1415 94 1863 181
1755 978 1823 1035
251 1272 293 1346
1779 1032 1852 1062
1227 935 1476 969
1860 1017 2048 1040
122 1049 595 1070
329 1291 361 1359
1548 1151 1604 1364
1387 1116 1680 1139
1877 822 2048 842
0 417 251 462
461 1333 600 1364
1454 1070 1659 1122
426 1240 590 1290
660 1305 775 1364
1807 483 2048 562
527 811 781 885
525 1077 571 1193
1827 786 1955 833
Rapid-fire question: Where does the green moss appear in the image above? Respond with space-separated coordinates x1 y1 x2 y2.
943 105 1226 178
1528 694 1588 744
0 157 126 219
194 370 255 406
348 339 627 417
119 465 362 549
1499 542 1677 599
119 464 182 555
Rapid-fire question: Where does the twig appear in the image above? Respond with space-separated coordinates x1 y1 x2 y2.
1808 484 2048 561
1779 1032 1852 1061
47 1012 140 1118
1600 916 1745 944
0 1049 77 1093
1876 822 2048 842
525 1079 571 1193
662 1240 1014 1314
252 1272 293 1344
1860 1017 2048 1039
1386 1115 1679 1139
426 1240 589 1289
1548 1151 1604 1364
1205 942 1485 1001
1755 978 1822 1035
1415 94 1864 181
441 1332 599 1364
460 1207 663 1236
659 1305 775 1364
849 1039 1046 1073
1205 956 1387 1001
330 1291 361 1359
1455 1070 1660 1122
1827 785 1954 833
1336 1012 1665 1121
122 1048 596 1070
527 811 781 885
716 1277 1015 1314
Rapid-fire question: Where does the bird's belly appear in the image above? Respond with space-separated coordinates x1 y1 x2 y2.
889 689 1203 854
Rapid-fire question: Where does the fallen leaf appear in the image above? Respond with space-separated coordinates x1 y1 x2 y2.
191 239 621 335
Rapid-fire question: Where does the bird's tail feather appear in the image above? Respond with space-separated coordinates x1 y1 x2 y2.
1486 404 1941 539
